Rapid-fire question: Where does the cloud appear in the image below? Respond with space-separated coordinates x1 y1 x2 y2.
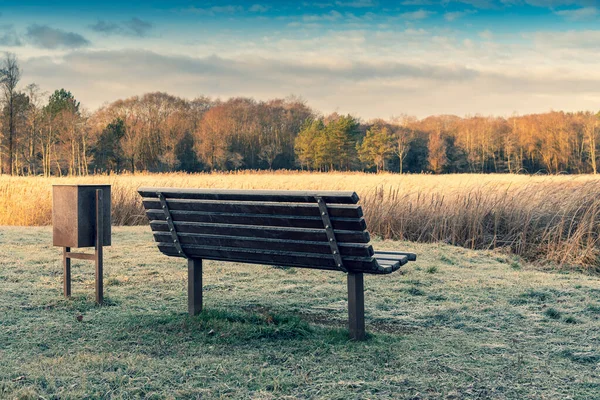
124 18 153 36
455 0 499 8
303 10 344 21
89 18 153 37
287 21 323 29
399 9 435 19
401 0 436 4
479 29 494 39
527 29 600 49
554 6 598 20
517 0 599 7
12 4 600 119
89 21 121 35
249 4 270 12
404 28 429 35
26 25 90 49
444 10 477 21
335 0 376 7
21 49 478 96
455 0 600 8
210 5 244 13
0 25 21 47
303 2 335 8
184 5 244 15
19 48 600 119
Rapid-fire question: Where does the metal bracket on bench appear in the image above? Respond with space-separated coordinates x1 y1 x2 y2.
316 196 347 273
157 192 188 259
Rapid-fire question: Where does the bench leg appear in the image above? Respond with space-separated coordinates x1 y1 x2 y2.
348 272 365 340
188 258 202 315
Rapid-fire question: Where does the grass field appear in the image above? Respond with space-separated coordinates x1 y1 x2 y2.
1 172 599 270
1 226 600 399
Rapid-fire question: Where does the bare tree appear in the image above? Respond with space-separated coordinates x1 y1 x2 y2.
582 112 599 175
391 115 417 173
259 143 282 170
0 53 21 175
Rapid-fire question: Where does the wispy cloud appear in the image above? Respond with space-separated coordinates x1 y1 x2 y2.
183 5 244 15
554 7 598 21
401 0 436 5
445 10 476 21
9 0 600 118
527 29 600 49
0 25 21 47
453 0 599 9
335 0 376 7
182 4 272 15
89 21 120 35
125 18 153 36
26 25 90 49
479 29 493 39
399 9 435 19
303 10 344 21
303 2 335 8
455 0 498 9
20 47 600 118
404 28 429 35
90 18 153 37
519 1 598 7
249 4 271 12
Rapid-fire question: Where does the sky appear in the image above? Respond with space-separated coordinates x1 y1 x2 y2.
1 0 600 119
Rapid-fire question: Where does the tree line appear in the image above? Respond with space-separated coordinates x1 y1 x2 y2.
1 53 599 176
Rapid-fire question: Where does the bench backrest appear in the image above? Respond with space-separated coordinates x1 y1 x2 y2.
138 188 383 273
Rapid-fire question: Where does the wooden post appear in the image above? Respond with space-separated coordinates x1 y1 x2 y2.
95 189 104 304
63 247 71 297
188 258 202 315
348 272 365 340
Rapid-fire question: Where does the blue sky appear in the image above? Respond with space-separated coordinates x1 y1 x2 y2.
1 0 599 118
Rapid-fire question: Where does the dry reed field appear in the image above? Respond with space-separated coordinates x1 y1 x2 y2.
1 172 599 271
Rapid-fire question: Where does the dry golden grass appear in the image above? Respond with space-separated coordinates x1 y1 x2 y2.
1 171 599 270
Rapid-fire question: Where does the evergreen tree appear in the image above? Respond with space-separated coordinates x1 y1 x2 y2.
325 115 360 170
91 118 125 172
295 119 325 170
357 123 395 172
175 131 201 172
45 89 80 117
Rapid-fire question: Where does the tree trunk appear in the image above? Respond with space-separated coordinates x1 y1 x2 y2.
8 96 14 175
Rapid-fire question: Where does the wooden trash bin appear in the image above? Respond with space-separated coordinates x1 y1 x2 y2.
52 184 111 304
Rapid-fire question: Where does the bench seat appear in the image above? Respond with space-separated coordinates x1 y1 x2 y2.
139 187 416 340
158 241 409 274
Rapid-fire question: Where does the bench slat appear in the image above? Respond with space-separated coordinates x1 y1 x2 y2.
145 210 367 231
139 188 359 204
153 232 374 257
374 251 417 262
372 259 404 273
375 255 409 266
149 221 370 243
142 199 363 218
157 243 392 273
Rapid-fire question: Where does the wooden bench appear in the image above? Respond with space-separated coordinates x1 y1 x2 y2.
138 188 417 340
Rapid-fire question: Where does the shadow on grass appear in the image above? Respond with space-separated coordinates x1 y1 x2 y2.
107 307 387 350
559 349 600 364
190 308 313 340
114 308 313 343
